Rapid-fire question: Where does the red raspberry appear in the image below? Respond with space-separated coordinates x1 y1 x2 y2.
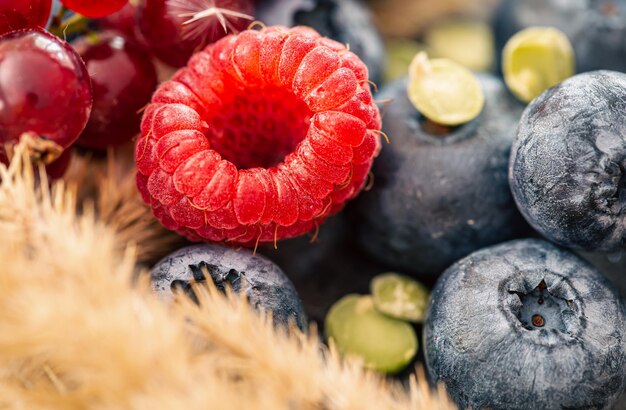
136 26 382 246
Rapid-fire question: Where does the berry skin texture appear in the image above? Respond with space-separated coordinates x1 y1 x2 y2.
0 0 52 35
97 2 140 41
60 0 128 18
72 31 158 149
136 26 382 246
353 74 527 276
509 71 626 252
581 251 626 299
425 239 626 410
0 29 92 150
151 244 307 329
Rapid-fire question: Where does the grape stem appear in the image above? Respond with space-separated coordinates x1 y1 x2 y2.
7 133 64 166
48 8 90 39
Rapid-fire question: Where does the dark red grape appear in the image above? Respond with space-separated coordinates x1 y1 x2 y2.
60 0 128 18
138 0 254 67
0 29 92 151
72 31 158 149
0 0 53 35
97 2 140 41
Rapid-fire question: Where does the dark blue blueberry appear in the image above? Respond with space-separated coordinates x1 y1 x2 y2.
494 0 626 73
255 0 385 84
425 238 626 410
151 244 307 329
509 70 626 252
580 251 626 297
352 74 529 277
262 214 391 322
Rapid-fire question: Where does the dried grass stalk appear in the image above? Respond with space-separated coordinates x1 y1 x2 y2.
0 143 455 409
64 148 185 265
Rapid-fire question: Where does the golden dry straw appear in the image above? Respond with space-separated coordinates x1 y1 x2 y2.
64 147 186 265
0 143 454 409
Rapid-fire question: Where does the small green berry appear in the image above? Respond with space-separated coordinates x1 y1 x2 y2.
325 295 417 374
407 52 485 126
502 26 575 103
371 273 430 323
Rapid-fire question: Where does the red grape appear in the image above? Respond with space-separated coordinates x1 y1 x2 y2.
98 2 140 41
60 0 128 18
0 0 53 35
0 29 92 150
138 0 254 67
72 31 158 150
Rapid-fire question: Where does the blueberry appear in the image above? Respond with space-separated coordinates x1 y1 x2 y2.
151 244 307 329
494 0 626 73
255 0 385 84
262 214 391 322
580 251 626 297
509 70 626 252
352 74 528 277
424 239 626 410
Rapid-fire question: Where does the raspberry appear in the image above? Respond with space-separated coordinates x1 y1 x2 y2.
136 26 382 246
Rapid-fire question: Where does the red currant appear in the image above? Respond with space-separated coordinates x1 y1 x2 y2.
0 29 92 150
60 0 128 18
73 31 158 150
0 0 53 35
138 0 254 67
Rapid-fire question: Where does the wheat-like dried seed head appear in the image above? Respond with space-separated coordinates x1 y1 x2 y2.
0 142 455 409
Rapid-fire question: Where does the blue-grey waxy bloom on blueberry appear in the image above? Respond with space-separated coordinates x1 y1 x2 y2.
509 70 626 252
424 239 626 410
255 0 385 84
151 244 307 329
352 74 528 277
494 0 626 73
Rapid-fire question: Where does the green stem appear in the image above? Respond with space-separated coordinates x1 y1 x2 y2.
48 10 90 39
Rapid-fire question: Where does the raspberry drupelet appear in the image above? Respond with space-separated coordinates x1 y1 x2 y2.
136 26 382 246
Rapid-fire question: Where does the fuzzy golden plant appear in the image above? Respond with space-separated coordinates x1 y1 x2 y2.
63 146 185 265
0 143 455 409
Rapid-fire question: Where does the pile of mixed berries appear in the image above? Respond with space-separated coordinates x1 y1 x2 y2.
2 0 626 409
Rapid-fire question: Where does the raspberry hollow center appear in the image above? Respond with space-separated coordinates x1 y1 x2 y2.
205 87 312 170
